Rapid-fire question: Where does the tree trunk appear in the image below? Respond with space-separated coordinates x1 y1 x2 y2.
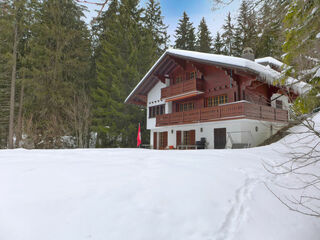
8 23 18 149
16 82 24 147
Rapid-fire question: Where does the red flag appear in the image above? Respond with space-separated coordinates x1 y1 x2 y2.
137 123 141 147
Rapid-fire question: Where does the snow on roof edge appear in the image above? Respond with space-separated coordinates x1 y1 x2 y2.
255 57 284 68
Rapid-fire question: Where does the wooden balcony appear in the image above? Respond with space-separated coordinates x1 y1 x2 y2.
156 101 288 127
161 78 204 101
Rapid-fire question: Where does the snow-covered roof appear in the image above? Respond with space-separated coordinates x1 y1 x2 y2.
125 49 310 104
255 57 284 69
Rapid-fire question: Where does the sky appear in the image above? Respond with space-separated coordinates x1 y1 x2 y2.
83 0 241 45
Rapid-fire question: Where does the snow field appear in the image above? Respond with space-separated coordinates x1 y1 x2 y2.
1 114 320 239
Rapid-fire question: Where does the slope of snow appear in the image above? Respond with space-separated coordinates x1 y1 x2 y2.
1 118 320 240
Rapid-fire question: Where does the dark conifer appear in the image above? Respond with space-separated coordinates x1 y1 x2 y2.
144 0 169 56
213 32 224 54
196 17 212 53
174 12 196 50
221 12 235 56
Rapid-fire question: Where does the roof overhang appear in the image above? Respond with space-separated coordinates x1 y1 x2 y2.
125 49 309 106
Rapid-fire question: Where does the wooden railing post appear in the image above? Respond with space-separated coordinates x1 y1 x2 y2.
260 106 262 119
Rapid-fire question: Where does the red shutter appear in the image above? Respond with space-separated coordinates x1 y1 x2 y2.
153 132 157 149
190 130 195 145
176 131 181 147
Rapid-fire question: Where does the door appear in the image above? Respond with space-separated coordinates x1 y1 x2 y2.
214 128 226 149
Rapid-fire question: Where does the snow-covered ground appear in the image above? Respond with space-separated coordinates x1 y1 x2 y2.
1 118 320 240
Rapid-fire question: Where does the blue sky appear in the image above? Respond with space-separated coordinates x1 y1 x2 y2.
84 0 241 44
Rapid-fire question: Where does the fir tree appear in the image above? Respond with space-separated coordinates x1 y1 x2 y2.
144 0 169 56
255 1 284 58
174 12 196 50
0 0 35 148
282 0 320 113
213 32 224 54
26 0 92 148
92 0 150 147
221 12 235 56
196 17 212 53
234 0 258 56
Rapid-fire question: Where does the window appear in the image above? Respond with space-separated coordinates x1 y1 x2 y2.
178 102 194 112
175 76 182 84
182 130 195 145
205 94 228 107
186 71 197 81
183 131 190 145
276 100 283 109
159 132 168 148
190 71 197 80
149 104 165 118
219 95 228 104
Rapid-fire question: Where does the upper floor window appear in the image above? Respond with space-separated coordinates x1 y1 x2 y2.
276 100 283 109
186 71 197 81
190 71 197 80
205 94 228 107
149 104 165 118
177 102 194 112
175 76 182 84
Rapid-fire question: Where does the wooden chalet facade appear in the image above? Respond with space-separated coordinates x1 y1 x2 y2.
125 49 308 149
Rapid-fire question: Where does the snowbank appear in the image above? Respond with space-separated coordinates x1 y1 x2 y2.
1 117 320 240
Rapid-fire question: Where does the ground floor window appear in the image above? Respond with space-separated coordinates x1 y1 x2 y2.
182 130 195 145
159 131 168 149
183 131 190 145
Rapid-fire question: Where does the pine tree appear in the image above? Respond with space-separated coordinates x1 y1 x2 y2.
92 0 150 147
213 32 224 54
234 0 258 56
196 17 212 53
174 12 196 50
0 0 13 148
0 0 34 148
282 0 320 113
144 0 169 57
25 0 92 148
221 12 235 56
255 1 285 58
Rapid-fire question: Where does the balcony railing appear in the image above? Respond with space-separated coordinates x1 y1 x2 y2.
161 78 204 100
156 101 288 127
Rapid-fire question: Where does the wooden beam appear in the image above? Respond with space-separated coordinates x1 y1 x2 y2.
169 56 186 70
136 94 147 102
154 74 166 83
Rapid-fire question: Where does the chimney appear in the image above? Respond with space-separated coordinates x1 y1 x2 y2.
241 47 255 61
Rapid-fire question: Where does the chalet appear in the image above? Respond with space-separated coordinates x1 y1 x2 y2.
125 49 309 149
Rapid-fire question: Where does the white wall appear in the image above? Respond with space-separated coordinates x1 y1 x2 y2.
150 119 287 149
147 81 166 130
271 93 290 110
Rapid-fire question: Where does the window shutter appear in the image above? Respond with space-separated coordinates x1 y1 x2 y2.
190 130 195 145
176 131 181 146
153 132 157 149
